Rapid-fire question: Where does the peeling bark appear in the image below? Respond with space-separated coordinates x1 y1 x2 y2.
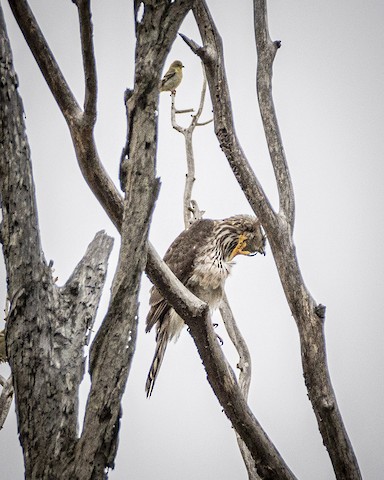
0 7 113 478
1 1 363 479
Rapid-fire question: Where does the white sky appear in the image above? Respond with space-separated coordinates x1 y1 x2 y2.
0 1 383 479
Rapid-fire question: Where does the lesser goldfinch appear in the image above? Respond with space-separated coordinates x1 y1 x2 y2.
160 60 184 93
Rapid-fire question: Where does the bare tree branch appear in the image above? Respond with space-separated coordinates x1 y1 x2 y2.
61 231 114 346
0 375 13 430
0 4 42 300
145 245 295 479
69 2 195 477
9 0 124 232
0 50 114 468
253 2 361 478
253 0 294 227
170 65 212 228
181 3 277 234
180 1 362 479
77 0 97 123
169 62 260 477
220 295 260 480
8 0 81 119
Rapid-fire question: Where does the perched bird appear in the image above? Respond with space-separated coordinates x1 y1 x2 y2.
145 215 266 397
159 60 184 93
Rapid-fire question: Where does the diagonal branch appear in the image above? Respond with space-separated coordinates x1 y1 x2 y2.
254 0 295 227
146 255 297 480
169 60 260 477
8 0 81 119
253 2 362 479
220 295 260 480
180 1 277 235
9 0 124 232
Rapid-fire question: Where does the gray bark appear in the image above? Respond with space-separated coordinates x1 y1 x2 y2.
179 0 361 479
1 1 362 479
0 5 113 479
2 1 193 478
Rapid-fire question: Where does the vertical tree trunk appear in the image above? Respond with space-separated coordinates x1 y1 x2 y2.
0 8 113 478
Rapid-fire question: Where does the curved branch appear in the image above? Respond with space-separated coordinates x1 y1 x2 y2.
181 2 277 234
254 0 295 227
253 2 362 478
8 0 124 232
8 0 81 119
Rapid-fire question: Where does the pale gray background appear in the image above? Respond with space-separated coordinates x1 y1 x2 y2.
0 1 383 479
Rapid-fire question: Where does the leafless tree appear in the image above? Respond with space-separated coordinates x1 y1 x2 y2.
0 1 361 479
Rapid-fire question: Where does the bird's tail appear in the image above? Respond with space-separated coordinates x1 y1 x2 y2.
145 329 169 397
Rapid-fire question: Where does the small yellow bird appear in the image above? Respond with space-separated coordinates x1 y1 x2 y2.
160 60 184 93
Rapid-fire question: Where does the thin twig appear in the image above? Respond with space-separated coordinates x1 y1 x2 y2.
181 3 277 234
175 108 194 114
170 62 211 228
196 118 213 126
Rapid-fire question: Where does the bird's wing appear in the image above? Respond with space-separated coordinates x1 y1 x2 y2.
146 219 215 332
160 69 177 88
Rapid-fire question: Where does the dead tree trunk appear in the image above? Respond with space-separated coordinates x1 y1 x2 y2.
0 7 113 478
0 1 363 479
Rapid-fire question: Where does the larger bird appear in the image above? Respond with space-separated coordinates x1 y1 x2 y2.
145 214 266 397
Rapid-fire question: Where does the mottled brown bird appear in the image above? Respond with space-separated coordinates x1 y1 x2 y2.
145 215 266 397
159 60 184 93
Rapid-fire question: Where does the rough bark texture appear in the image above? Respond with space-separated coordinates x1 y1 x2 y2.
5 1 194 478
146 248 297 480
1 0 362 479
253 1 361 478
0 6 113 479
181 1 361 479
220 296 260 480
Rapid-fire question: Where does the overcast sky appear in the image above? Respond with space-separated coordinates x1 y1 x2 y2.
0 1 383 479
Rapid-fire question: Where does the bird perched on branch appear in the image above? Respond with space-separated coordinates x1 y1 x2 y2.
159 60 184 93
145 215 266 397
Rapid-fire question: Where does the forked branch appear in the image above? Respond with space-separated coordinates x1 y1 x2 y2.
170 64 212 228
169 62 276 478
182 0 361 478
